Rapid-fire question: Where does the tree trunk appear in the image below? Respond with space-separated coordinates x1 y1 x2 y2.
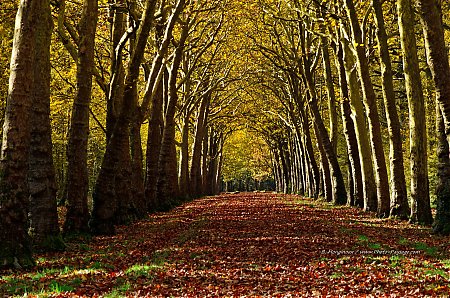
106 0 125 142
434 105 450 234
28 0 62 250
130 120 146 218
397 0 432 224
190 93 210 197
144 14 167 210
341 37 377 211
304 68 347 204
335 42 364 208
156 22 189 207
145 71 165 211
416 0 450 229
373 0 408 218
322 41 338 154
64 0 98 234
179 113 191 198
298 107 320 198
313 122 332 202
90 0 158 234
0 0 38 269
201 127 210 194
344 0 390 217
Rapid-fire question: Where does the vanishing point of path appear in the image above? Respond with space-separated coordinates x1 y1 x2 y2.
1 193 450 297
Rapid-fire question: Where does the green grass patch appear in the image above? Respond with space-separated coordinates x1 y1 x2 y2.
424 268 449 279
357 235 369 242
389 255 405 267
413 242 439 257
48 280 74 293
125 264 156 278
357 234 385 250
124 249 171 280
398 237 409 245
442 259 450 269
330 272 344 279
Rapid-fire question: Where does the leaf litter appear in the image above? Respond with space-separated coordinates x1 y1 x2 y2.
1 193 449 297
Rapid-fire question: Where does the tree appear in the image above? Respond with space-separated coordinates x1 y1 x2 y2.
156 15 190 207
90 0 158 234
64 0 99 234
28 0 62 249
372 0 408 219
397 0 432 224
0 0 40 268
344 0 390 217
416 0 450 232
340 31 378 212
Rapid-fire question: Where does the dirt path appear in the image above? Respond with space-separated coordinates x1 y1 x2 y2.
1 193 449 297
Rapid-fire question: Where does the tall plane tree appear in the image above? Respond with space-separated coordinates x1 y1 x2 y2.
64 0 99 233
344 0 390 217
28 0 62 249
417 0 450 232
0 0 40 268
372 0 408 218
397 0 432 224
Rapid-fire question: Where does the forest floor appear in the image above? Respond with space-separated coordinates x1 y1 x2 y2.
1 193 450 297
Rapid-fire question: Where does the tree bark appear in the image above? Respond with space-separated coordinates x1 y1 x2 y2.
145 71 165 211
416 0 450 229
397 0 432 224
90 0 158 234
303 67 347 204
313 122 332 202
0 0 38 269
156 22 189 207
106 0 126 142
335 42 364 208
190 93 210 197
373 0 409 219
341 37 377 211
434 105 450 234
64 0 98 234
322 41 338 154
344 0 390 217
179 114 191 198
28 0 62 250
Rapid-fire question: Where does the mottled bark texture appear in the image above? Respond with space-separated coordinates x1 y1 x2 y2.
190 93 209 197
28 0 63 250
397 0 432 224
64 0 98 234
434 107 450 234
373 0 408 219
335 42 363 208
416 0 450 230
90 0 158 234
0 0 38 269
341 37 377 211
156 21 189 208
344 0 390 217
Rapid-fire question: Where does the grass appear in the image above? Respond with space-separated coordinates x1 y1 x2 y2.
413 242 439 257
48 280 74 293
